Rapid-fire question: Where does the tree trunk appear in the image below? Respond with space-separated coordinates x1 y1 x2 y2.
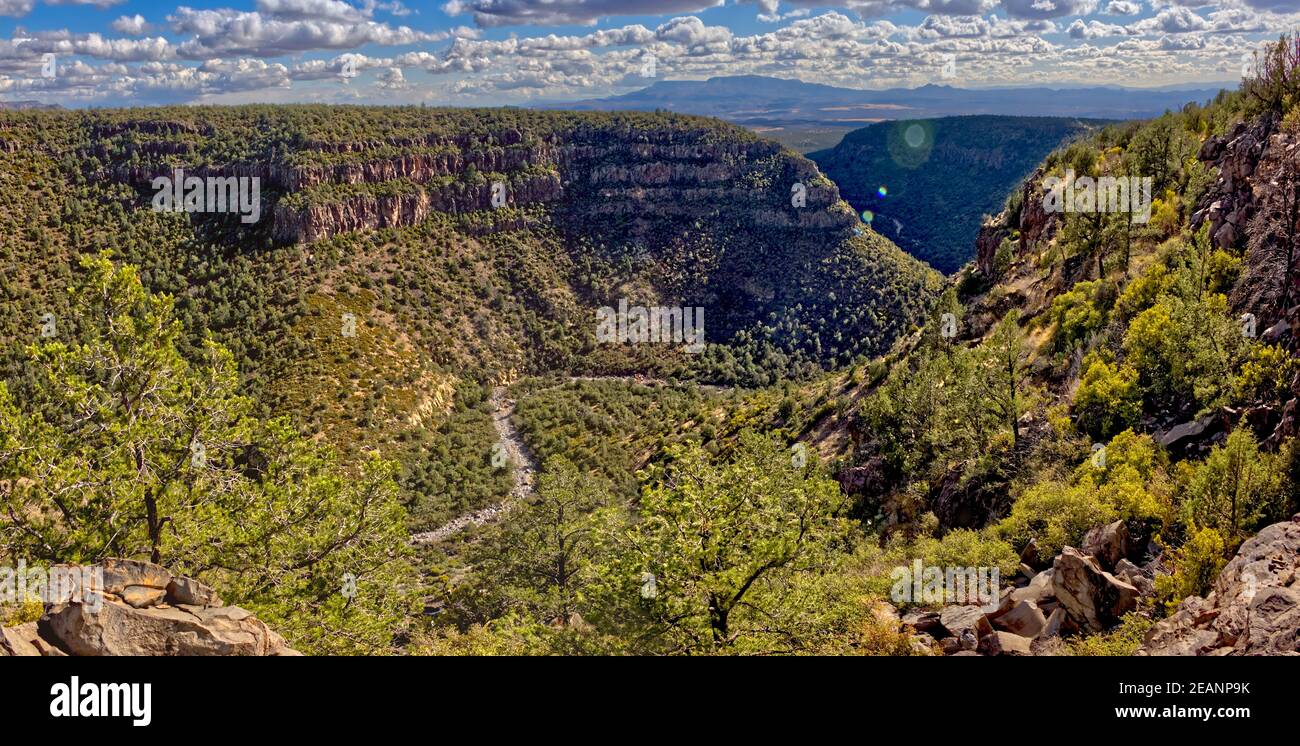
709 595 729 645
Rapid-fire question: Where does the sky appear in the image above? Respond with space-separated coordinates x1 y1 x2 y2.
0 0 1294 107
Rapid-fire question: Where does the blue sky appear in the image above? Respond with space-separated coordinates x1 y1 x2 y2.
0 0 1293 107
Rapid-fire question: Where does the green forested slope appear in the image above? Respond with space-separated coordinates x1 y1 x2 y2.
810 115 1103 273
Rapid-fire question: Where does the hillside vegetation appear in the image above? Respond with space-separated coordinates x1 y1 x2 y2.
811 116 1102 273
0 105 937 653
6 36 1300 655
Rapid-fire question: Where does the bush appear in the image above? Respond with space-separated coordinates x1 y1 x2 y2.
998 480 1117 558
1074 358 1141 441
1050 280 1115 351
910 527 1020 578
1074 429 1172 523
1181 428 1285 539
1234 343 1299 403
1065 613 1155 656
1153 527 1227 615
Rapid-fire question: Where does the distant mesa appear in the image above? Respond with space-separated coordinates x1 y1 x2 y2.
542 75 1226 126
0 100 61 110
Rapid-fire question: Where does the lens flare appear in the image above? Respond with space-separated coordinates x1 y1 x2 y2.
861 210 875 224
877 186 888 198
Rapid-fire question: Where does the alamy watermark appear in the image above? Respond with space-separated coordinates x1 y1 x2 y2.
50 676 151 727
595 298 705 353
1 560 104 613
890 559 1000 610
151 168 261 224
1042 170 1152 224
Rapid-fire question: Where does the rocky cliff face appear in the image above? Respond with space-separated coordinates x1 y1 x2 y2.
1140 514 1300 656
91 113 855 248
975 167 1060 278
1192 114 1300 335
0 559 299 657
276 134 851 246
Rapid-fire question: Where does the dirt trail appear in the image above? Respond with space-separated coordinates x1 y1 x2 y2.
411 376 733 545
410 386 538 545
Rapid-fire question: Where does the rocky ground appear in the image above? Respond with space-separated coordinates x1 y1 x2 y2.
887 514 1300 656
0 559 298 656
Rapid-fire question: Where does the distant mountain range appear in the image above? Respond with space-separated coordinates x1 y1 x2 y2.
547 75 1225 125
0 100 60 110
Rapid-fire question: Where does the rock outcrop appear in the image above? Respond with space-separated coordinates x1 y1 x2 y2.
1051 547 1140 633
1139 514 1300 656
975 166 1061 277
897 519 1157 655
0 559 299 657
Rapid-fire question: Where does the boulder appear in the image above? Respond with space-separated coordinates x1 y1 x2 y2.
167 576 223 608
1140 515 1300 656
1040 606 1067 638
41 597 291 656
901 610 946 637
120 585 167 609
8 558 300 656
1081 520 1129 570
101 558 171 594
1051 547 1139 633
1020 538 1040 569
1114 558 1154 597
993 599 1048 638
1010 567 1056 606
0 623 42 656
939 604 993 641
978 630 1033 656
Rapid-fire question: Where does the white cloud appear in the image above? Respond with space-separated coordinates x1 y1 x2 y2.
442 0 726 27
167 6 451 58
0 0 33 17
45 0 125 9
1103 0 1142 13
1068 18 1135 38
110 14 151 35
1001 0 1099 19
1134 6 1210 32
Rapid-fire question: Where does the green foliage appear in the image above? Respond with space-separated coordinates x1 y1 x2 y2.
909 528 1019 578
1050 279 1115 351
1065 613 1155 656
1074 358 1142 441
1121 292 1247 411
0 255 416 654
1180 428 1286 540
812 116 1099 273
998 479 1117 558
1153 527 1228 614
1234 343 1299 404
629 431 851 653
1241 33 1300 118
513 379 716 498
1074 429 1171 523
459 457 620 627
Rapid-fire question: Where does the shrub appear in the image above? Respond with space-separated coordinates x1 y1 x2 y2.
1074 429 1172 523
1065 613 1155 656
1234 343 1299 403
1181 428 1285 539
1153 527 1227 615
1074 358 1141 441
998 480 1117 557
910 527 1020 578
